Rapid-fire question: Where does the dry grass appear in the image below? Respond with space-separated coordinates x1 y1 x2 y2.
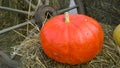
11 23 120 68
10 0 120 67
83 0 120 25
1 0 120 68
0 0 28 54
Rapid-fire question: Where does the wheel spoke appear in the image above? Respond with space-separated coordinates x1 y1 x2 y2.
0 6 34 15
0 19 35 34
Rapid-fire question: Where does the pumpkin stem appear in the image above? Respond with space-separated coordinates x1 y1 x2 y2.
64 12 70 23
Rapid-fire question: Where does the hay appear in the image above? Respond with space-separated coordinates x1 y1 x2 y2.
49 0 70 10
11 23 120 68
2 0 119 68
0 0 28 54
83 0 120 25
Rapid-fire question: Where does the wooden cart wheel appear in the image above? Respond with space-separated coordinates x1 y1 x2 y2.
0 0 85 33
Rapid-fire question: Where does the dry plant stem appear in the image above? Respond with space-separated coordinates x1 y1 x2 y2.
11 28 37 59
64 12 70 23
24 0 36 9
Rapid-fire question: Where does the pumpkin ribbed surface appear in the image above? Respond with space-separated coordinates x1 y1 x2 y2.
40 14 104 65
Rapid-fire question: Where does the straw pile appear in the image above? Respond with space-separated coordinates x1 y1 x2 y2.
11 23 120 68
11 0 120 68
1 0 119 68
0 0 28 54
82 0 120 25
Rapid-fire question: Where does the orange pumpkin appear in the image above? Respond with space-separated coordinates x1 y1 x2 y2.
40 12 104 65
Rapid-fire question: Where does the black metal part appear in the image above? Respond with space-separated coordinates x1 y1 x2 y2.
34 5 57 28
74 0 85 14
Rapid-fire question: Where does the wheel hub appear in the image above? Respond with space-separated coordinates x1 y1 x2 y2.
34 5 57 28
